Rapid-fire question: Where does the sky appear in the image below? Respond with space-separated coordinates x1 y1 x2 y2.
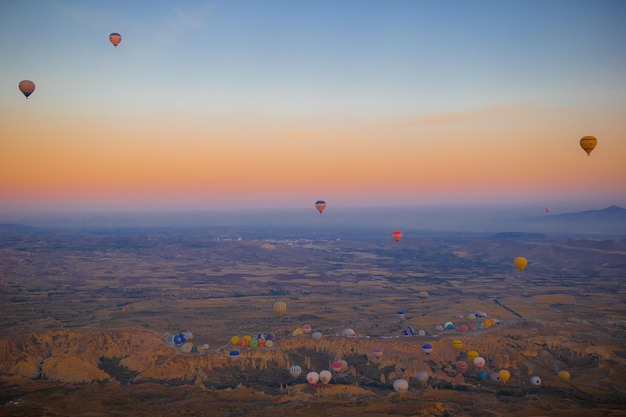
1 0 625 217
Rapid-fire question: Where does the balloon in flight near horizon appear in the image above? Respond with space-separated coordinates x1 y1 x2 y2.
392 230 403 243
545 207 551 215
514 256 528 272
109 33 122 47
579 135 597 156
18 80 35 99
315 200 326 214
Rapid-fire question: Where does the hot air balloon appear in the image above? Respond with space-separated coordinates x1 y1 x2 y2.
580 135 597 156
455 361 468 374
416 371 429 386
312 331 323 341
109 32 122 47
490 372 501 382
477 370 489 380
474 356 485 371
274 301 287 318
319 370 332 384
229 350 240 360
467 351 479 363
341 328 356 337
306 371 319 386
392 230 403 243
422 343 433 355
498 369 511 384
315 200 327 214
452 339 463 350
558 370 570 383
397 310 406 320
529 375 542 386
290 365 302 378
444 321 454 330
373 347 384 359
180 342 193 354
173 333 186 345
545 207 551 215
18 80 35 99
514 256 528 272
403 326 415 336
265 340 274 348
331 361 344 372
249 338 258 348
418 291 429 303
302 324 312 333
393 379 409 396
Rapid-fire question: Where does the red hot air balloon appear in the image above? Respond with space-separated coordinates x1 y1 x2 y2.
456 361 468 374
109 33 122 47
315 200 327 214
392 230 403 243
545 207 551 215
19 80 36 98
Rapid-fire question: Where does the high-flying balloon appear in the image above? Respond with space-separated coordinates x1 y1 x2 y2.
558 370 570 383
392 230 403 243
290 365 302 378
580 135 597 156
109 32 122 47
514 256 528 272
315 200 327 214
274 301 287 318
393 379 409 396
18 80 35 99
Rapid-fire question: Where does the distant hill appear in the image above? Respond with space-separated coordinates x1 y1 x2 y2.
526 205 626 238
550 205 626 219
491 232 547 241
0 223 38 236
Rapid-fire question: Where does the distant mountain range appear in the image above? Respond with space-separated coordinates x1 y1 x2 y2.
524 205 626 237
546 205 626 220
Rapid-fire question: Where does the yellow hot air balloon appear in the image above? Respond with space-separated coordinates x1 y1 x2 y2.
558 370 570 383
274 301 287 318
514 256 528 272
109 32 122 47
452 339 463 350
467 350 479 363
498 369 511 384
230 335 240 345
19 80 36 99
580 135 597 156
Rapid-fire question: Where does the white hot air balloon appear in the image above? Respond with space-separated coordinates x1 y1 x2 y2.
306 371 320 386
319 370 332 384
290 365 302 378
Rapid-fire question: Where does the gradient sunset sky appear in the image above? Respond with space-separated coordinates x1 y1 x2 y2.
1 0 625 214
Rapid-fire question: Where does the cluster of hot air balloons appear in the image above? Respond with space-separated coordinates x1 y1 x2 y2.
230 333 276 349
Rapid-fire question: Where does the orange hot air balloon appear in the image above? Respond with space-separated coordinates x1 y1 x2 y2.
392 230 403 243
273 301 287 318
315 200 327 214
580 135 597 156
109 32 122 47
514 256 528 272
19 80 36 98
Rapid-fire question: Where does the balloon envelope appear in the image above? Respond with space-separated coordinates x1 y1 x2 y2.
290 365 302 378
422 343 433 355
312 331 323 341
474 356 485 370
315 200 327 213
393 379 409 395
416 371 429 385
498 369 511 383
529 375 542 386
109 32 122 47
306 371 319 386
514 256 528 272
274 301 287 317
455 361 468 374
319 370 332 384
19 80 35 98
558 370 570 383
452 339 463 350
373 347 384 358
580 135 597 156
392 230 403 243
